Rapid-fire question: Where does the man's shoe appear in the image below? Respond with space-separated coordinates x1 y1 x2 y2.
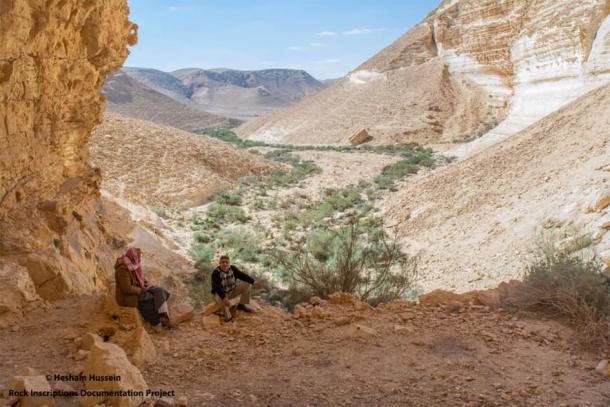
237 304 253 313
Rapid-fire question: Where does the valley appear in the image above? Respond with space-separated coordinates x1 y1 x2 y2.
1 0 609 406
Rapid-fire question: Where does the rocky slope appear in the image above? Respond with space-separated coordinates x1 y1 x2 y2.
120 67 326 121
238 0 610 146
1 291 608 406
0 0 135 321
383 84 610 292
102 71 234 131
90 113 280 209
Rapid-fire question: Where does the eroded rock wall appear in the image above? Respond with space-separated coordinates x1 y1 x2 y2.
0 0 134 320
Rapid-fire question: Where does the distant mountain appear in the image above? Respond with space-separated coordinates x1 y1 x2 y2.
118 67 327 121
102 71 234 131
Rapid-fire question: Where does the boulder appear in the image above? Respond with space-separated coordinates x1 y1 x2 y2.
103 294 142 330
202 302 220 316
600 213 610 229
10 375 55 407
80 333 103 351
82 341 147 407
170 304 194 324
123 327 157 367
346 324 377 339
201 315 221 330
311 307 325 319
584 189 610 213
329 292 357 305
74 349 90 361
473 289 501 308
348 128 371 145
0 262 40 317
308 296 322 306
293 304 307 318
419 289 474 306
595 360 610 378
393 325 414 334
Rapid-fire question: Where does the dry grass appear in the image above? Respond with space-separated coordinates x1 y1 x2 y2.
519 251 609 348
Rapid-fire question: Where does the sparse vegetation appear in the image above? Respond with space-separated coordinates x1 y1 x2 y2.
519 244 610 347
181 128 449 309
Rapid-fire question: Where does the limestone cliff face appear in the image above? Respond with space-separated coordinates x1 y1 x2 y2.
0 0 135 320
238 0 610 146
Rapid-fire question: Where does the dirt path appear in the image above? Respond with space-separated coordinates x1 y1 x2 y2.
1 296 608 407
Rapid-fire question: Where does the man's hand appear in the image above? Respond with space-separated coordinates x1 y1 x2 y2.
223 298 231 307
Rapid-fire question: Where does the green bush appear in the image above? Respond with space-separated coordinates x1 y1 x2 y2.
207 203 249 224
272 221 418 304
190 244 215 270
216 190 243 206
215 227 262 264
194 232 213 244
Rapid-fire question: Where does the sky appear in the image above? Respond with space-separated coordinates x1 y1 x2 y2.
125 0 440 79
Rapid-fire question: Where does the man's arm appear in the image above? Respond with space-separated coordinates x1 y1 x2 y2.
116 267 142 295
232 266 255 285
211 270 226 299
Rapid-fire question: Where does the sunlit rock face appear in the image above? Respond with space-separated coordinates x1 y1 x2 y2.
238 0 610 147
0 0 133 319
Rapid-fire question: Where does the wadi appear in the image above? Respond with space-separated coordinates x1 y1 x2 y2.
0 1 609 406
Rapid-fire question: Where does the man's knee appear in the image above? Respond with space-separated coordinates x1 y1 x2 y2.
236 283 251 294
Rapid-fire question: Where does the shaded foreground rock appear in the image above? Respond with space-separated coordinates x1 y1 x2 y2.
0 0 135 320
170 304 194 324
82 341 147 407
123 327 157 367
10 375 55 407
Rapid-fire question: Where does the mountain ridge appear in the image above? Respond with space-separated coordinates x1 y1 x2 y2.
115 66 327 121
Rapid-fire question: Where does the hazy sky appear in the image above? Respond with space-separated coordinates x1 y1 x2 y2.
125 0 440 79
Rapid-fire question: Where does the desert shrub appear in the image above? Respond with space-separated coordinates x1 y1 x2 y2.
216 190 243 206
184 269 214 307
323 186 362 212
375 161 419 190
283 218 299 232
207 203 249 224
194 232 213 244
263 150 322 186
190 244 215 270
215 227 262 264
520 250 609 347
250 199 266 211
152 206 170 219
272 221 418 304
196 127 266 148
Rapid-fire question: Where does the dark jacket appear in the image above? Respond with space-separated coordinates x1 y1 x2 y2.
211 265 255 299
114 259 142 307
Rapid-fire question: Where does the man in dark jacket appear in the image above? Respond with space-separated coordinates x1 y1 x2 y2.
211 255 260 321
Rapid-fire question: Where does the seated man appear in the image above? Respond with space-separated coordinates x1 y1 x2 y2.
114 247 172 328
211 255 261 321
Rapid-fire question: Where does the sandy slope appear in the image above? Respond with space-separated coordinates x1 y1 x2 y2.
90 113 280 208
383 85 610 292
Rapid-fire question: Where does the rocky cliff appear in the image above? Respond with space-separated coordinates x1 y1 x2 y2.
238 0 610 146
0 0 135 321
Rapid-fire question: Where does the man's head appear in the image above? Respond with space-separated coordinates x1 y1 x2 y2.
219 255 230 272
